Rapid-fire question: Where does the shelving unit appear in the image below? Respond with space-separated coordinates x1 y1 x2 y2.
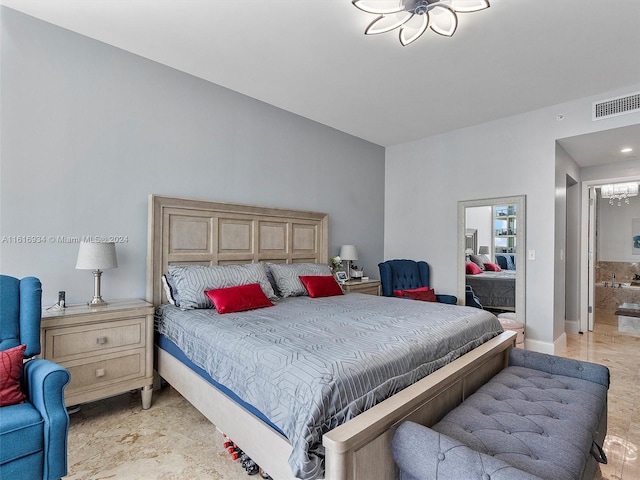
494 205 517 254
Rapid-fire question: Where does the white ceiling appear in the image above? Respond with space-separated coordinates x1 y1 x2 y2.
2 0 640 164
557 124 640 168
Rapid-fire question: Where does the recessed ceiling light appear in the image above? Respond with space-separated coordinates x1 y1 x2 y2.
621 147 633 153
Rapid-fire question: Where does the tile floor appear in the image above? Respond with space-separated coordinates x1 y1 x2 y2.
569 310 640 480
65 318 640 479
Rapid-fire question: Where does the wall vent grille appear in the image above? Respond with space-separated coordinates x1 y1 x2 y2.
593 92 640 120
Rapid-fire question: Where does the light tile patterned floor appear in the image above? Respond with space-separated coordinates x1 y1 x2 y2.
564 316 640 480
66 319 640 479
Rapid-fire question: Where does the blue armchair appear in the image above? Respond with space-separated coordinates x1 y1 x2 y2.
465 285 483 309
378 259 457 304
495 253 515 270
0 275 71 480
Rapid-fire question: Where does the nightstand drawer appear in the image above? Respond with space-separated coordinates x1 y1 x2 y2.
64 348 147 393
342 280 381 296
347 284 380 295
45 318 146 362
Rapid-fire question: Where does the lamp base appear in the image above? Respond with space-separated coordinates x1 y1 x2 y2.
88 269 108 307
88 297 108 307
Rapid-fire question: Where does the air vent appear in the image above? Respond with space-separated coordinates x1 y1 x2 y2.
592 92 640 120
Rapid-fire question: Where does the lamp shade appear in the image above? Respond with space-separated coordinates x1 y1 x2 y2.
478 246 490 255
76 242 118 270
339 245 358 261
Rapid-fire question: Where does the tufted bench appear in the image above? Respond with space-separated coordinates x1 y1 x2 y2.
392 348 609 480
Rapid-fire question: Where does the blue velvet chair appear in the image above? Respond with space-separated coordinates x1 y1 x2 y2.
0 275 71 480
495 253 516 270
465 285 483 309
378 259 457 304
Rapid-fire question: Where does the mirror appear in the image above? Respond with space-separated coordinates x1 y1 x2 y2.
457 196 526 326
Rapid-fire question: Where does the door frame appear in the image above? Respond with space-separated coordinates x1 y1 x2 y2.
580 175 640 332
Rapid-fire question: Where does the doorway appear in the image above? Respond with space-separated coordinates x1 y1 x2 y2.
586 181 640 335
558 124 640 336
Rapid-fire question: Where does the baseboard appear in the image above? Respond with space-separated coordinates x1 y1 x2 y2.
522 332 568 355
523 338 555 354
553 332 567 354
565 319 581 335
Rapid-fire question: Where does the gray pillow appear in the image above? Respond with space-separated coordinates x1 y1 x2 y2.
168 263 277 309
162 273 180 306
469 254 486 270
263 262 281 297
267 263 332 297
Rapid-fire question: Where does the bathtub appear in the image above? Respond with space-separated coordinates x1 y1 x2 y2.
595 283 640 333
615 301 640 333
596 281 640 290
619 302 640 309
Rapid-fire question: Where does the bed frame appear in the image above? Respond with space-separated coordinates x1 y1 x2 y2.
146 194 516 480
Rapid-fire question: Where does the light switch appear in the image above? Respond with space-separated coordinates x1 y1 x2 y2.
528 250 536 260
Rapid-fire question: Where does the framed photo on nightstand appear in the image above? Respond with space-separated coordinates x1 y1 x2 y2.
335 271 348 283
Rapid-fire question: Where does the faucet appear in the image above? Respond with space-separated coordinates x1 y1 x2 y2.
612 273 616 287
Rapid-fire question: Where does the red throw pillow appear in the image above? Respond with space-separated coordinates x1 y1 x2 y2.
483 262 502 272
0 344 26 407
299 275 344 298
394 286 430 297
205 284 274 314
466 262 483 275
403 289 438 302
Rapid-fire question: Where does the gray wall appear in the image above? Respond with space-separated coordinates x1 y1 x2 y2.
465 206 492 254
0 8 385 305
554 144 581 338
565 178 581 329
597 194 640 261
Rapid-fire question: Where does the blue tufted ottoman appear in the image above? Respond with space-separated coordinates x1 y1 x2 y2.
392 348 609 480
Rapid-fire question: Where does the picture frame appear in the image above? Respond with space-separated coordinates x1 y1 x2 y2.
335 271 348 283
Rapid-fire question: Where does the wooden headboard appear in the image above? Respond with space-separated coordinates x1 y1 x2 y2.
146 195 329 306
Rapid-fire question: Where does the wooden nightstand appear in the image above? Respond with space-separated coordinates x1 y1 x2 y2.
41 299 155 409
342 279 381 296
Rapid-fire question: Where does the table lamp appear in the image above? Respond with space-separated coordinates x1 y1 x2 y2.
339 245 358 279
76 242 118 306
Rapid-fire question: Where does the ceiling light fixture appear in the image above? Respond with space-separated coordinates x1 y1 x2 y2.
621 147 633 153
601 182 639 206
353 0 490 46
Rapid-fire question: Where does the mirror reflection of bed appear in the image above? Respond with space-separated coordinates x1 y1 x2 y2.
457 196 526 338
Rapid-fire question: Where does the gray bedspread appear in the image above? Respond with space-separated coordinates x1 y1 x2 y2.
155 293 503 480
466 270 516 308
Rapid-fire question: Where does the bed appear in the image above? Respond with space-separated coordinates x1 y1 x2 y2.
146 195 516 480
465 269 516 311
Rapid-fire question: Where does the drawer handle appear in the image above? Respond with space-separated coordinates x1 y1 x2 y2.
96 336 107 345
95 368 106 378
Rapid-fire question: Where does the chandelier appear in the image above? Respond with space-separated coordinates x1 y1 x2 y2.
352 0 490 46
601 182 639 206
